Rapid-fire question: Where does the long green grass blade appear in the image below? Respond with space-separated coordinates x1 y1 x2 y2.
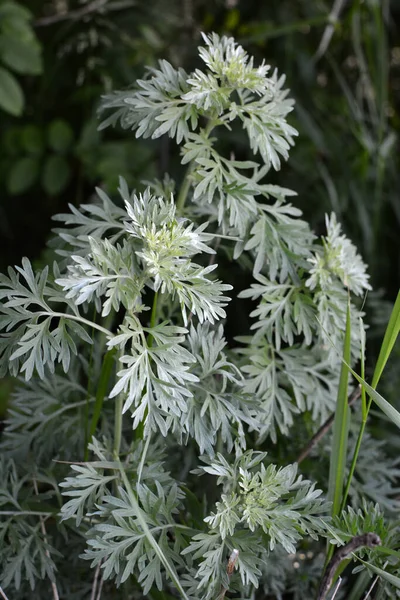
327 299 352 519
359 318 367 420
335 291 400 514
357 557 400 590
371 290 400 389
375 546 400 561
349 368 400 429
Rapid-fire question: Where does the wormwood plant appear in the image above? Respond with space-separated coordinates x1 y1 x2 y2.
1 32 400 600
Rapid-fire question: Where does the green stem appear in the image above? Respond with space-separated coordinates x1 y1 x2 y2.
0 511 56 517
137 433 151 484
340 415 367 513
136 292 159 441
176 164 194 216
85 347 117 461
340 396 372 513
340 325 367 511
150 291 158 330
117 460 190 600
113 391 123 460
147 291 159 349
176 118 217 216
84 306 97 456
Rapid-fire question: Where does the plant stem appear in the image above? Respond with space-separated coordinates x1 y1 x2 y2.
0 586 10 600
137 432 151 484
148 290 159 347
340 330 368 512
38 311 112 338
33 478 60 600
296 387 360 464
117 460 190 600
136 291 158 440
113 391 123 459
84 305 97 457
90 561 103 600
86 347 117 462
176 118 217 216
0 510 56 517
339 399 371 513
176 164 194 216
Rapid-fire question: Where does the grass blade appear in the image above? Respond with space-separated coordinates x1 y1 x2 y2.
357 557 400 590
349 368 400 429
327 299 352 519
371 290 400 389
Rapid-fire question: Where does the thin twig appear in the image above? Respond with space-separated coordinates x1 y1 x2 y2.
296 387 360 464
35 0 134 27
33 479 60 600
95 573 105 600
90 561 102 600
316 533 381 600
363 560 388 599
0 510 55 517
35 0 107 26
331 576 342 599
313 0 347 63
0 586 10 600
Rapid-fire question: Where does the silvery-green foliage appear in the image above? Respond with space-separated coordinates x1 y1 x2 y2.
236 335 339 441
56 237 142 316
0 258 93 379
56 183 231 326
0 372 90 462
0 457 59 591
183 451 328 599
52 186 127 254
108 316 199 436
237 212 369 437
82 482 187 592
99 29 371 440
182 323 260 454
306 213 371 296
199 452 327 552
0 31 387 600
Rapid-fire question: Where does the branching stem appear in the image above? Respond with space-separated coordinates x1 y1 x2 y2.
296 387 360 464
38 311 112 338
117 460 190 600
33 479 60 600
147 290 159 348
176 118 217 215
